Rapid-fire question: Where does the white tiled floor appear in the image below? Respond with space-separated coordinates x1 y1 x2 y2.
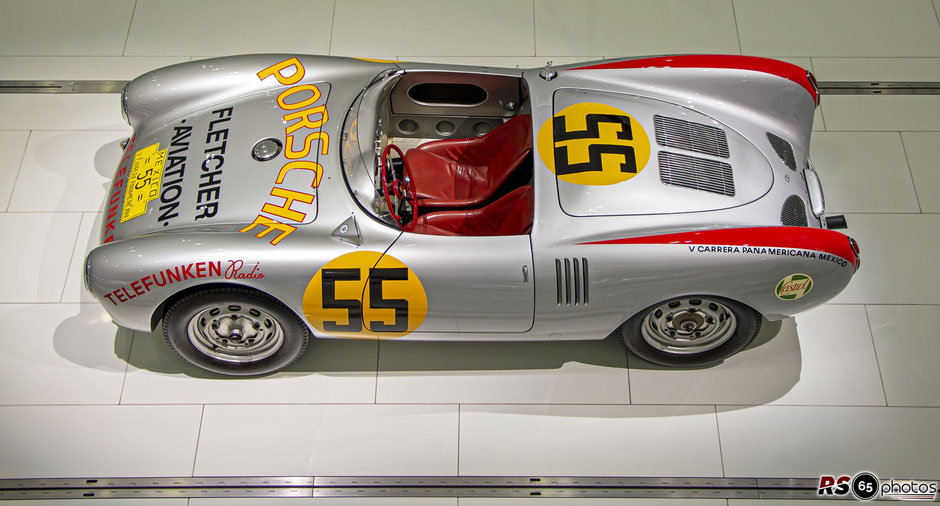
0 0 938 500
534 0 741 56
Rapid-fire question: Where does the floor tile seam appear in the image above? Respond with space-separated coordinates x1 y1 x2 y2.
713 405 727 478
121 0 139 57
0 54 198 59
812 55 940 59
12 401 918 408
531 0 537 57
862 305 890 408
611 402 907 408
0 128 136 134
0 210 105 215
933 0 940 30
714 404 940 410
814 110 826 132
859 302 940 307
118 330 136 405
0 301 102 304
4 130 30 213
64 401 938 407
729 0 743 55
57 213 88 303
190 404 206 477
326 0 337 56
0 209 113 215
898 132 926 213
117 403 470 408
44 400 936 408
5 52 940 59
625 348 633 404
373 339 380 404
818 130 940 134
822 210 925 215
836 212 939 217
823 131 940 134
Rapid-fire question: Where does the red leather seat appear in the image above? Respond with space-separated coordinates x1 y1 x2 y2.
405 114 531 208
412 185 533 237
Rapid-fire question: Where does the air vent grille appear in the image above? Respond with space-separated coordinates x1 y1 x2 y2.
767 132 796 170
555 257 589 306
654 115 729 158
659 152 735 196
781 195 809 227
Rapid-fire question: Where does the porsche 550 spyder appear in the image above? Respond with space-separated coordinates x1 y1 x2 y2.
84 54 859 375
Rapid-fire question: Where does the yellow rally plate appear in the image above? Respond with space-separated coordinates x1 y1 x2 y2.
121 142 167 222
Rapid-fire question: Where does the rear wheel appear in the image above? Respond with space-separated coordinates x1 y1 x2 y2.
617 295 760 367
163 287 309 376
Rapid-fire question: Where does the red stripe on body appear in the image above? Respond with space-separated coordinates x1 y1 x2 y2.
579 227 857 268
571 55 819 104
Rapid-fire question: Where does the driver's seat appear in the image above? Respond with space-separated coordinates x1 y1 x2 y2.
405 114 531 208
412 185 533 237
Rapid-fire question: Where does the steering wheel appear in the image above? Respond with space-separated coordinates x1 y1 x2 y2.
380 144 418 231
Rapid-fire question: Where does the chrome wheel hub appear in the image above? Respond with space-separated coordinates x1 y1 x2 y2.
187 303 284 363
641 298 737 355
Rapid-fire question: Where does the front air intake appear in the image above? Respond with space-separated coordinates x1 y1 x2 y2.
781 195 809 226
659 151 735 196
767 132 796 170
654 115 730 158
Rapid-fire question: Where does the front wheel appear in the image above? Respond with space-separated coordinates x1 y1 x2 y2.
163 287 309 376
617 295 761 367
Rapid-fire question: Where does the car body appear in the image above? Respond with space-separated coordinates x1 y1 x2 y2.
85 53 859 374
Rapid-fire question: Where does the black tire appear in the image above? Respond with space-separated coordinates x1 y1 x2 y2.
617 295 761 367
163 287 309 376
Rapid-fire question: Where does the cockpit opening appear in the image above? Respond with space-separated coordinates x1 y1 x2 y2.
341 69 534 236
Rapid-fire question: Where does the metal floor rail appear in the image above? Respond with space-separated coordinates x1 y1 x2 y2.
2 80 940 95
0 476 851 500
4 476 937 501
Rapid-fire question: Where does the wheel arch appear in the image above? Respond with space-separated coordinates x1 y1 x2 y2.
148 281 308 333
619 290 763 329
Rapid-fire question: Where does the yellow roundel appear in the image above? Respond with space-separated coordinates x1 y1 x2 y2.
303 251 428 338
537 102 651 186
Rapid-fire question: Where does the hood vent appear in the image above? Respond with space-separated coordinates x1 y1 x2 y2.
654 115 729 158
555 257 589 306
659 151 735 197
781 195 808 226
767 132 796 170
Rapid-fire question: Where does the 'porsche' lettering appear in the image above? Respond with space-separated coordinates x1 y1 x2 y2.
243 58 327 245
195 107 232 221
257 57 305 85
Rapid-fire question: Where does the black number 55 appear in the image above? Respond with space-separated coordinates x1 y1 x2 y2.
320 267 409 333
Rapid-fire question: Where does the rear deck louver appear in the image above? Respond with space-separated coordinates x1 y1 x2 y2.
781 195 809 226
659 151 735 197
767 132 797 170
555 257 589 306
654 115 730 158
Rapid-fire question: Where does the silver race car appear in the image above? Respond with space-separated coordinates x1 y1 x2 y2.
85 54 859 375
